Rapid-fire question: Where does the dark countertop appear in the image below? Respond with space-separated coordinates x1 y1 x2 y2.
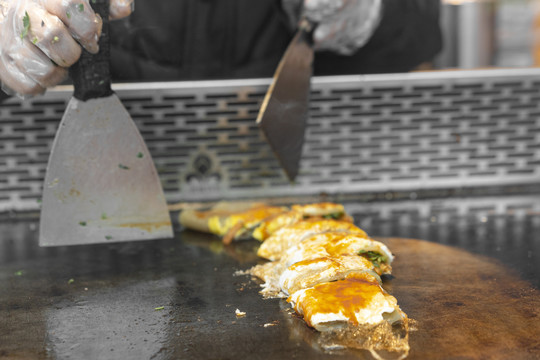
1 196 539 359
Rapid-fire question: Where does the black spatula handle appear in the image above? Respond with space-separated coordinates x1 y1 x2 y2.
70 0 113 101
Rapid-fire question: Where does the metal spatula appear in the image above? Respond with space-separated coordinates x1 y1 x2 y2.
39 0 173 247
257 19 315 181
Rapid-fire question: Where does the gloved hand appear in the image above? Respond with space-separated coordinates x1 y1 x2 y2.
0 0 133 97
282 0 382 56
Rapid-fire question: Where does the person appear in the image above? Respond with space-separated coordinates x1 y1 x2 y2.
0 0 442 98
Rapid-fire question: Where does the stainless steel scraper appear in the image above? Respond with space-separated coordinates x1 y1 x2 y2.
39 0 173 246
256 19 314 181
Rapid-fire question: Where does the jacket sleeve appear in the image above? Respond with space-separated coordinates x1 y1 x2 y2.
314 0 443 75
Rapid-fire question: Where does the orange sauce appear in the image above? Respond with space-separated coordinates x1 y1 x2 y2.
68 187 81 197
299 219 359 232
118 220 172 233
255 211 302 240
287 256 336 271
290 273 382 327
300 233 365 253
269 220 362 247
309 230 364 243
322 236 361 256
218 206 287 243
195 211 211 219
301 232 347 245
234 206 286 226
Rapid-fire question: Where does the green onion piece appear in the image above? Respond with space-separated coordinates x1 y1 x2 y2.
79 221 87 226
66 11 71 19
14 270 24 276
21 12 30 39
105 235 113 240
322 212 344 220
137 152 144 158
67 278 75 284
154 306 164 311
78 4 84 12
118 164 130 170
359 250 387 268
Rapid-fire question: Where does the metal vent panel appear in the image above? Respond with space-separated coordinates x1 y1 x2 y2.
1 69 540 211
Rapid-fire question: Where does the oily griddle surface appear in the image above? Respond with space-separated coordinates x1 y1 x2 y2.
1 225 539 360
379 238 540 359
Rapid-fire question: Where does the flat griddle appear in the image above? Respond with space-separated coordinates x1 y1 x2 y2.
0 220 539 359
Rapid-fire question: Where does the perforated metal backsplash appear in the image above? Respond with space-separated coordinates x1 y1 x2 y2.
1 69 539 212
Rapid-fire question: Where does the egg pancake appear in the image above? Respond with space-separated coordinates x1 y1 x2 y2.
288 272 404 332
279 255 379 296
257 219 366 261
283 232 393 275
251 210 304 241
180 200 409 354
252 202 352 241
291 202 351 220
208 205 287 244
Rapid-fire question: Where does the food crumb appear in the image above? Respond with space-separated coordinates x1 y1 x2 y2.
235 309 246 318
234 269 250 276
263 323 276 328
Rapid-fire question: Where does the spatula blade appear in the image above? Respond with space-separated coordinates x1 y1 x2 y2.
39 94 173 247
257 26 314 181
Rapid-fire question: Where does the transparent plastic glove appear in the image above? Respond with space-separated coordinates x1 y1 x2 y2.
283 0 382 56
109 0 133 20
0 0 133 97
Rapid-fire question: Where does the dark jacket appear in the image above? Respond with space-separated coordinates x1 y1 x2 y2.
108 0 443 81
0 0 442 100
